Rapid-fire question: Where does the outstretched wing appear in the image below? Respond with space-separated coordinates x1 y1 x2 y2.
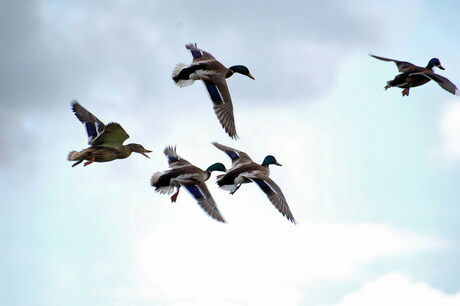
248 175 297 224
411 72 459 95
369 54 416 72
95 122 129 148
186 43 216 62
163 145 191 168
71 101 129 148
204 77 238 139
71 100 105 144
212 142 253 167
184 183 226 223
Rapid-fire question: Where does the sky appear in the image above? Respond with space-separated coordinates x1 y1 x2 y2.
1 0 460 305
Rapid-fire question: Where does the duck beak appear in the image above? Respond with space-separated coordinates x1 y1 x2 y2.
141 149 152 158
247 73 255 80
275 162 282 166
437 64 445 70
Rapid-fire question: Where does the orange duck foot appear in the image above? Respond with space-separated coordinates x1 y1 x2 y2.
72 160 83 167
170 190 179 203
84 157 96 166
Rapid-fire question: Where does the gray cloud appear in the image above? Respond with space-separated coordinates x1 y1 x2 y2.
0 0 385 107
0 0 386 166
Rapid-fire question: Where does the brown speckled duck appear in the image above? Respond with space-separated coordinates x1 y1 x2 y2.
172 43 255 139
370 54 459 96
68 100 151 167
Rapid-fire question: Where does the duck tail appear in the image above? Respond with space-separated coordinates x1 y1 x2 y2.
67 151 82 161
150 172 163 186
219 184 238 193
172 63 195 87
150 172 174 194
150 172 175 195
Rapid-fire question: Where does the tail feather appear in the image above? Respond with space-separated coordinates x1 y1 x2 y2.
156 186 175 195
67 151 82 161
172 63 195 87
150 172 164 186
150 172 175 195
219 184 237 193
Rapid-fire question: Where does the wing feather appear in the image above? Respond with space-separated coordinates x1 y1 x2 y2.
71 100 106 144
186 43 216 61
212 142 253 166
93 122 129 148
184 183 226 223
163 146 191 168
249 176 297 224
370 54 416 72
204 78 238 139
411 72 459 95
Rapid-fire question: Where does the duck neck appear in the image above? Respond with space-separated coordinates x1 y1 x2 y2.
120 145 134 158
225 69 235 78
261 164 271 176
426 63 435 70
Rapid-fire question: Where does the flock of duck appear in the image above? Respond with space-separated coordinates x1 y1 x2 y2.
68 43 459 224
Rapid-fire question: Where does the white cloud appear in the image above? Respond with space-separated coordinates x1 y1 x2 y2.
330 273 460 306
439 101 460 162
128 220 451 305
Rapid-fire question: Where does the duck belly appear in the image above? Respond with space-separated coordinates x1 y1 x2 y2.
390 73 430 88
406 74 431 88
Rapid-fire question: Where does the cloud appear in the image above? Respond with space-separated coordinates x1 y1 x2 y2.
330 273 460 306
439 101 460 162
127 221 450 304
0 0 387 162
0 0 386 110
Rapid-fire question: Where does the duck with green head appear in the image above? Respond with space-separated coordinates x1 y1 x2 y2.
68 101 152 167
172 43 255 139
370 54 459 96
212 142 296 224
151 146 227 223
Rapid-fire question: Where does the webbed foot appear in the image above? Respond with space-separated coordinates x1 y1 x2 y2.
170 189 180 203
72 160 83 167
83 157 95 166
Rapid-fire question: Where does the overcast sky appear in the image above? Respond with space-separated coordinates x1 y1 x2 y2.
2 0 460 305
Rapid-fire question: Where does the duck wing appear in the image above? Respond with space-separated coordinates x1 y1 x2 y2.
71 101 105 145
71 101 129 147
164 146 192 168
95 122 130 148
411 72 459 95
203 76 238 139
247 175 297 224
183 182 226 223
212 142 253 167
186 43 216 62
370 54 416 72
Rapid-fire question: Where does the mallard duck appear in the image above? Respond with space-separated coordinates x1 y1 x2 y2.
68 100 151 167
172 43 255 139
151 146 227 223
212 142 296 224
370 54 459 96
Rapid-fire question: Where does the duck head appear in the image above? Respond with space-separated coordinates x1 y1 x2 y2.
229 65 255 80
206 162 227 173
128 143 152 158
427 58 445 70
262 155 282 167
